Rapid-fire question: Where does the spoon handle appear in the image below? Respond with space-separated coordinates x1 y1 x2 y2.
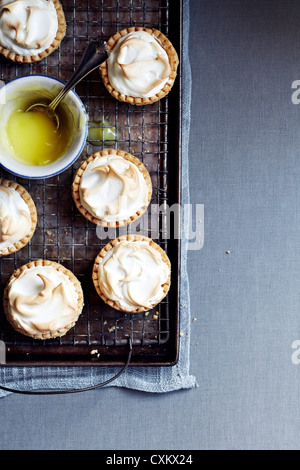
50 41 109 111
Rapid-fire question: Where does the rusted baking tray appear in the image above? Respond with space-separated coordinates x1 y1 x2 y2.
0 0 182 367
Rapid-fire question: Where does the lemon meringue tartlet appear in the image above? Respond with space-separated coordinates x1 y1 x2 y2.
92 235 171 313
0 0 66 63
3 260 84 340
72 149 152 227
100 27 179 105
0 178 37 257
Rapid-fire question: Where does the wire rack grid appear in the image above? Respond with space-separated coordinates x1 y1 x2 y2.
0 0 181 366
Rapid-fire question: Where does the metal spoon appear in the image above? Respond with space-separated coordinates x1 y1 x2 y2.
26 41 109 128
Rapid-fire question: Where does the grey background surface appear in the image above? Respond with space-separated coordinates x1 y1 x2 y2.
1 0 300 450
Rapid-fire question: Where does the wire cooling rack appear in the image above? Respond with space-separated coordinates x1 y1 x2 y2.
0 0 182 366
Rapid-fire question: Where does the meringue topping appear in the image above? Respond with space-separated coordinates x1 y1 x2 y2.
97 239 170 312
7 265 80 336
107 31 172 98
0 184 31 252
0 0 58 56
79 154 149 223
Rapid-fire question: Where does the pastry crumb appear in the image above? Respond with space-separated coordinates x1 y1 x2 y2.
153 311 159 319
91 349 100 358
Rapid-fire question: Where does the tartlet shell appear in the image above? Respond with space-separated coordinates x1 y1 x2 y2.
0 178 37 257
3 259 84 340
99 27 179 105
72 149 153 227
0 0 66 63
92 234 171 313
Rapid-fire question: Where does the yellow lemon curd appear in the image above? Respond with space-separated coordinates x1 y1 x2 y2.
6 107 71 166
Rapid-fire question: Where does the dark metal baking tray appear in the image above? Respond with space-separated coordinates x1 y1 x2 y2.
0 0 182 367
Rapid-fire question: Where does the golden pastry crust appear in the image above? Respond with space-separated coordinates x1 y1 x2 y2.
72 149 152 227
0 178 37 257
99 27 179 105
3 259 84 340
92 234 171 313
0 0 66 63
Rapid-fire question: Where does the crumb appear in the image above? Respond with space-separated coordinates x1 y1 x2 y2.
138 136 143 140
108 325 116 333
192 317 197 322
46 230 52 236
226 250 231 254
91 349 100 358
153 314 158 319
180 332 184 337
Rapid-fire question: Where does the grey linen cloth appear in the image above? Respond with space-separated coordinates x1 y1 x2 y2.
0 0 197 396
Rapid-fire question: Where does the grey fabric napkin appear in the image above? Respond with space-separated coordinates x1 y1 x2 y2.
0 0 197 397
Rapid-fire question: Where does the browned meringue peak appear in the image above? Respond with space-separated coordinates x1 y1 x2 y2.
0 0 61 59
1 210 30 243
120 55 171 80
1 3 50 48
96 239 171 312
118 36 171 95
4 260 84 339
12 274 77 313
104 30 175 100
119 37 150 56
0 185 13 196
81 163 142 217
0 184 31 246
23 7 54 49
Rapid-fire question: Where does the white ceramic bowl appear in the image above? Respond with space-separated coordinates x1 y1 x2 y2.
0 75 88 179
